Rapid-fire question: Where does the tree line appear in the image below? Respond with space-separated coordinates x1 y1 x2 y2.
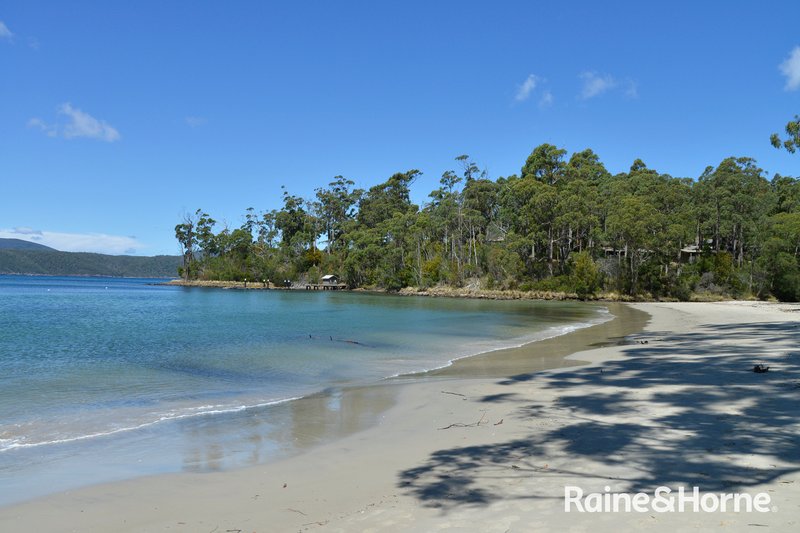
175 144 800 301
0 249 182 278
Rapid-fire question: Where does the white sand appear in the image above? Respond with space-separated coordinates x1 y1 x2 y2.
1 301 799 532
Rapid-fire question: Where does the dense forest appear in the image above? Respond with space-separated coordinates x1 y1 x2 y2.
175 144 800 301
0 248 181 278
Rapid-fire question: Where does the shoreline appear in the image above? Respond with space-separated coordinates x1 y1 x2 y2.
427 301 648 379
0 299 625 507
3 301 799 532
163 279 610 299
0 302 611 458
164 278 768 304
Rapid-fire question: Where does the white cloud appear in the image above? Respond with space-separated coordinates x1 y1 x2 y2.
515 74 539 102
0 228 146 255
27 117 57 137
580 71 618 99
539 90 554 108
185 116 207 127
28 103 120 142
779 46 800 91
59 103 120 141
0 21 12 41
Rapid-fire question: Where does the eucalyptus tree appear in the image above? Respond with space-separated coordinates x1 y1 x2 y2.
772 174 800 214
345 170 421 288
174 213 196 281
520 143 567 185
553 149 609 261
462 176 500 272
194 210 217 257
426 169 464 280
696 158 773 265
519 144 571 274
171 142 798 300
356 171 418 227
606 195 663 295
771 115 800 153
174 209 217 280
314 176 362 253
761 212 800 300
257 210 280 247
275 188 318 249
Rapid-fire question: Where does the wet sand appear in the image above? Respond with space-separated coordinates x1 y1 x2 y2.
3 302 798 532
428 302 649 379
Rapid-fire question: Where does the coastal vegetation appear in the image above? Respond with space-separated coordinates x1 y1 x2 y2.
771 115 800 153
0 247 181 278
175 144 800 301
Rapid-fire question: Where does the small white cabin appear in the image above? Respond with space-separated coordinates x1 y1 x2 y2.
321 274 339 285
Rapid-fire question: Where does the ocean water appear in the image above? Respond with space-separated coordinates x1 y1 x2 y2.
0 275 609 504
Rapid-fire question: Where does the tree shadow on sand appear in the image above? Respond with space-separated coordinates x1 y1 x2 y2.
399 321 800 510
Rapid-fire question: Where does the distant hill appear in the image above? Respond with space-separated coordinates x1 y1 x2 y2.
0 249 182 278
0 238 57 252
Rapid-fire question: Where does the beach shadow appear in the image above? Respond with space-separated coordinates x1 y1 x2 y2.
477 392 519 403
399 321 800 509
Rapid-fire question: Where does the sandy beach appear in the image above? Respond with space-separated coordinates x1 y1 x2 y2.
2 301 799 532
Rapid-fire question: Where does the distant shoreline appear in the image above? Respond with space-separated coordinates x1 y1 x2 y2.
0 272 177 280
0 248 181 279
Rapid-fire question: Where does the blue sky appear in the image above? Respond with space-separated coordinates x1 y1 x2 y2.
1 1 799 256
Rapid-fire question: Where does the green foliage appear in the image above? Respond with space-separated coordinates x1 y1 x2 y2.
314 176 362 253
768 252 800 301
712 252 736 289
306 264 321 284
0 250 181 278
422 256 442 286
570 251 600 298
486 245 524 289
521 143 567 185
760 212 800 301
771 115 800 153
175 144 799 301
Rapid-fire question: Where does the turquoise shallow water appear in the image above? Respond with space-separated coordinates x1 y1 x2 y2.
0 275 608 504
